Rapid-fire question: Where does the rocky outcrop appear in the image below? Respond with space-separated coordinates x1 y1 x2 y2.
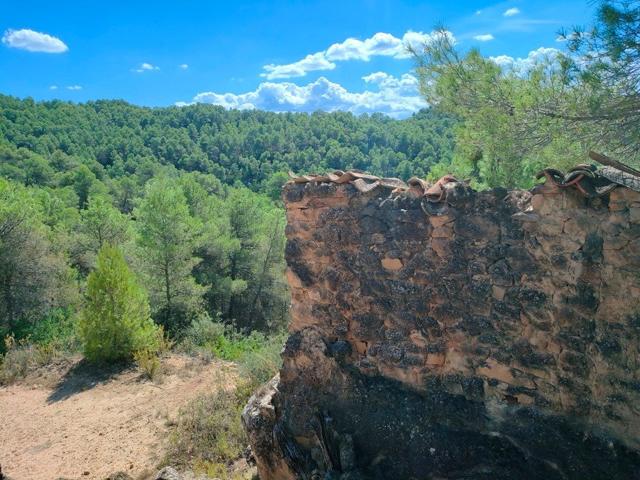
243 171 640 480
153 467 182 480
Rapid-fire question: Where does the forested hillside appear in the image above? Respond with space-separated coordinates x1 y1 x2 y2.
0 95 455 358
0 95 455 189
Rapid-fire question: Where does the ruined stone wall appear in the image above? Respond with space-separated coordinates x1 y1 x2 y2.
243 178 640 480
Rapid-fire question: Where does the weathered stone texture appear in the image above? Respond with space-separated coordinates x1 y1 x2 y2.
243 179 640 480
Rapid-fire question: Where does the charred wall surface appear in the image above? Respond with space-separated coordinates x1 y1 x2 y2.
243 175 640 480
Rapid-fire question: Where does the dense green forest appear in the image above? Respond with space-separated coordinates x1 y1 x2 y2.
0 95 455 189
0 96 456 359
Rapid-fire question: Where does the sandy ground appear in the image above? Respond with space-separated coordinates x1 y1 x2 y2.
0 355 235 480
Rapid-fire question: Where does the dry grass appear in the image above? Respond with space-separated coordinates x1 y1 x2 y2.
165 334 283 478
0 335 67 385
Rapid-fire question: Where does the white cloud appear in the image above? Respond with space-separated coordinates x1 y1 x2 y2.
326 32 402 61
490 47 560 73
262 52 335 79
179 63 189 69
490 54 516 68
66 85 82 90
260 30 454 79
2 28 68 53
133 62 160 73
362 71 419 91
362 72 392 84
475 10 482 15
183 74 426 118
473 34 494 41
503 7 521 17
49 85 58 90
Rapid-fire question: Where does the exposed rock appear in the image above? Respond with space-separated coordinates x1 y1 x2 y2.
0 465 10 480
106 473 133 480
244 172 640 479
154 467 182 480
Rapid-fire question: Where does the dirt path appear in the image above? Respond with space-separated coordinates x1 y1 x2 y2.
0 355 234 480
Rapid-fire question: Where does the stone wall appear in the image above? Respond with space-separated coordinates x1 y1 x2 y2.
243 176 640 480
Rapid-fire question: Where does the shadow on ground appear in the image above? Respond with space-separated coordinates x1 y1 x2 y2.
47 360 131 404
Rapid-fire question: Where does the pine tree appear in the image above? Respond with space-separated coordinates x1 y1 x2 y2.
79 244 160 362
134 178 204 331
80 196 131 250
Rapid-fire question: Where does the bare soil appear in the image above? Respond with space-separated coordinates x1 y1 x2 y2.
0 354 235 480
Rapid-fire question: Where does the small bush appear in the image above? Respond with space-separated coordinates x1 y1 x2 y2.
212 330 269 361
180 314 225 352
0 334 66 384
134 348 162 381
166 387 247 467
0 336 31 382
156 330 174 356
193 460 254 480
181 314 278 362
27 308 78 350
78 245 161 363
167 333 284 474
193 460 229 479
135 327 169 380
237 333 285 388
1 308 79 355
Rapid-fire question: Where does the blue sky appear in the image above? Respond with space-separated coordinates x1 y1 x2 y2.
1 0 595 117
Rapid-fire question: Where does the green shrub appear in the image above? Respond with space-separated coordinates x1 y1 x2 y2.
28 308 78 350
237 333 284 388
0 308 78 355
134 326 172 381
212 330 269 361
166 387 247 467
193 460 255 480
134 348 162 381
167 333 284 474
192 461 229 479
155 328 175 356
78 244 161 363
181 315 274 361
181 314 225 351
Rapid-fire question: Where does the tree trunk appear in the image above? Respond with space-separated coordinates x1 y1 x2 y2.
248 218 281 327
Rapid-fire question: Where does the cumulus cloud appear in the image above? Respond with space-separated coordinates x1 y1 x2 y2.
2 28 68 53
260 30 453 79
49 85 58 90
262 52 336 79
361 72 392 84
503 7 521 17
361 71 419 91
179 63 189 69
183 74 425 118
326 32 402 61
133 62 160 73
66 85 82 90
473 34 494 41
490 47 560 73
